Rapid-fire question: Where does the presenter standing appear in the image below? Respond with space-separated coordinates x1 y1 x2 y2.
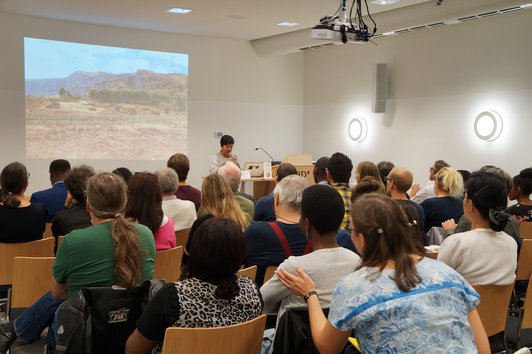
209 135 239 173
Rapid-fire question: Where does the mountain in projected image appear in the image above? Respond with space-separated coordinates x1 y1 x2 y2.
26 70 187 99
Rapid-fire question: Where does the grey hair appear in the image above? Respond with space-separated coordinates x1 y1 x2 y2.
274 174 308 212
155 168 179 194
217 162 241 192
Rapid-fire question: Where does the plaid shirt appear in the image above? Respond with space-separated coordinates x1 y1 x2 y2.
333 183 352 230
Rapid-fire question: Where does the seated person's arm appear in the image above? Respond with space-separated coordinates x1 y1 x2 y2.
278 267 349 354
468 308 490 354
126 330 158 354
260 260 294 313
51 277 68 300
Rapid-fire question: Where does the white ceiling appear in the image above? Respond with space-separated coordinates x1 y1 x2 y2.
0 0 431 40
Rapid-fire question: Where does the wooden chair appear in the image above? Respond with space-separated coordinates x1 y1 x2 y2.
520 222 532 240
425 251 438 260
510 274 532 349
154 246 184 282
0 238 55 285
57 235 65 249
8 256 55 317
237 265 257 280
175 229 191 248
472 283 514 339
42 223 54 239
263 266 277 283
516 240 532 282
161 314 267 354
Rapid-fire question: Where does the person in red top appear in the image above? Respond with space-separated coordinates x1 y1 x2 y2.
167 153 201 211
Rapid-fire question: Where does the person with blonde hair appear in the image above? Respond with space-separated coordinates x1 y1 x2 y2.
421 166 464 233
0 172 156 353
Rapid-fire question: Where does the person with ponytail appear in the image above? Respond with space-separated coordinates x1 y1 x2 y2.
0 172 156 353
277 193 489 354
439 171 517 285
126 218 263 354
507 167 532 222
0 162 47 243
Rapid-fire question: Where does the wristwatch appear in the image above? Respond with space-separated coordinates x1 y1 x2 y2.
303 290 318 303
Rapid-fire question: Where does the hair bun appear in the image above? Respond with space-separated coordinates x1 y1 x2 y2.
488 207 509 226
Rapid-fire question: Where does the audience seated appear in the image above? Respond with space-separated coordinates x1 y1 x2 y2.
507 167 532 222
386 167 426 232
326 152 353 231
30 159 71 221
0 162 46 243
112 167 133 183
245 175 309 286
0 172 156 353
312 157 329 185
277 193 490 354
217 162 254 220
377 160 395 185
410 159 450 203
355 161 384 188
438 171 517 285
126 172 175 251
155 168 196 232
261 185 360 330
254 162 297 222
421 166 464 233
51 165 94 238
125 218 263 354
167 153 201 211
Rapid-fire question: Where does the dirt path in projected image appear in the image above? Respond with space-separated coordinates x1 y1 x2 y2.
26 116 187 160
25 98 187 160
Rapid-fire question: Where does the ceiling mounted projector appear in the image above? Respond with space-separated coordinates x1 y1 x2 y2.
311 0 378 44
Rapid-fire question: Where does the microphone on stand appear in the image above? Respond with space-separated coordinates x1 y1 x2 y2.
255 147 281 165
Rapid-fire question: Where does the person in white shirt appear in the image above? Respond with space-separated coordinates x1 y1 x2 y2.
438 171 517 285
155 168 196 232
410 159 450 203
209 135 239 174
261 184 360 326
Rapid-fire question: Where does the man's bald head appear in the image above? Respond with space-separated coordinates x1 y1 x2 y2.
388 167 413 193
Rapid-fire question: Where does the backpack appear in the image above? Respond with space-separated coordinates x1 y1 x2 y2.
55 279 165 354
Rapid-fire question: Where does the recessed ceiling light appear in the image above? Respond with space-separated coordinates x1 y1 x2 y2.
276 21 300 27
166 8 192 14
371 0 400 4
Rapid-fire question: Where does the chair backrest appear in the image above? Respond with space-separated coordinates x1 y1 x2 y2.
516 239 532 281
42 223 54 239
425 251 438 260
10 256 55 309
472 282 514 337
0 238 55 284
263 266 277 283
154 246 183 282
161 314 267 354
175 229 190 248
236 265 257 280
520 222 532 240
57 235 65 249
521 274 532 329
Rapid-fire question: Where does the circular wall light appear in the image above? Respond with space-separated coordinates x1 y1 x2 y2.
348 117 368 142
474 110 503 141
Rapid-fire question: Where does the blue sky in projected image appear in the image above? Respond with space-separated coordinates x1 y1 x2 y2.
24 38 188 80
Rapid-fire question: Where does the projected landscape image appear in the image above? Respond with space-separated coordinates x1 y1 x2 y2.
25 38 188 160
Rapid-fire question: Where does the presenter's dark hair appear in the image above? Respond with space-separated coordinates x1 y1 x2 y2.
64 165 95 205
49 159 71 175
220 135 234 147
352 193 424 291
167 153 190 181
301 184 344 235
328 152 353 183
125 172 163 235
188 217 245 300
465 171 509 232
0 162 28 208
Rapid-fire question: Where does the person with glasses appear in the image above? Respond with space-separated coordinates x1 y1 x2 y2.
410 159 450 204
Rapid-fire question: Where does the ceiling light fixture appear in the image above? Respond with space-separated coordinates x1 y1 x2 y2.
166 8 192 14
276 22 300 27
474 110 503 141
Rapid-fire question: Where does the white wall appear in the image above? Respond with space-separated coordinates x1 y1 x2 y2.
0 12 304 193
302 9 532 186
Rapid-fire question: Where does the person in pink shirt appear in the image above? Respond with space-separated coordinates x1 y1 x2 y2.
125 172 176 251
